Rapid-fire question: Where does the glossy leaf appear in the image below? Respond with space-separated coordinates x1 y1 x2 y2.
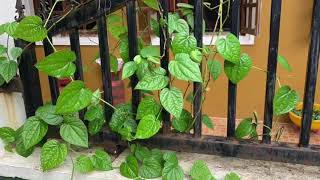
22 116 48 149
40 140 68 171
0 60 18 83
84 104 104 122
140 46 160 58
56 81 93 114
172 109 193 132
91 149 113 171
14 16 47 42
88 118 105 136
168 13 179 34
135 114 161 139
122 61 137 79
207 60 222 81
10 47 22 60
60 115 88 147
137 96 161 120
160 87 183 118
190 49 203 63
36 50 76 78
175 19 189 35
75 155 94 173
235 118 254 139
277 55 292 72
224 53 252 84
139 156 162 179
134 144 151 162
190 160 215 180
0 127 15 144
172 33 197 55
120 155 139 178
273 86 299 115
169 53 202 82
162 162 184 180
216 33 241 63
2 22 18 37
35 104 63 125
202 115 214 129
135 74 169 91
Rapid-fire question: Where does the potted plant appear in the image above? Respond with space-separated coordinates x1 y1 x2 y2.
289 102 320 132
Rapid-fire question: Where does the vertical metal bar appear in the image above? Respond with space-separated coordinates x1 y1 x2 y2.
227 0 240 138
193 0 203 138
299 0 320 147
127 0 140 114
42 36 59 104
69 28 85 119
262 0 282 144
15 40 43 117
160 0 171 134
69 28 84 81
97 15 114 121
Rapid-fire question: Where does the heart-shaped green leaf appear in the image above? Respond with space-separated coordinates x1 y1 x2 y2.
135 114 161 139
0 60 18 83
35 104 63 125
172 33 197 55
75 155 94 173
160 87 183 118
22 116 48 149
14 16 47 42
60 115 88 148
273 86 299 115
0 127 15 144
135 74 169 91
40 140 68 171
216 33 241 63
36 50 76 78
172 109 193 133
190 160 215 180
137 96 161 120
235 118 254 139
91 149 113 171
175 19 189 35
190 49 203 63
122 61 137 79
120 155 139 178
224 53 252 84
207 60 222 81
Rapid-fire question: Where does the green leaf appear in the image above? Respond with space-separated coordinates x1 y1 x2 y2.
160 87 183 118
109 26 127 39
216 33 241 63
122 61 137 79
273 86 299 115
172 109 193 133
168 13 180 34
140 46 160 58
0 60 18 83
2 22 18 37
75 155 94 173
277 55 292 72
56 81 93 114
139 156 163 179
88 118 105 136
163 152 178 165
120 155 139 178
150 18 160 37
91 149 113 171
36 50 76 78
120 35 130 62
172 33 197 55
0 127 15 143
118 119 137 141
40 140 68 171
91 89 102 105
60 115 88 147
169 53 202 82
10 47 22 60
143 0 160 11
186 14 194 29
224 53 252 84
14 16 47 42
22 116 48 149
162 162 184 180
15 136 34 157
190 160 215 180
147 56 160 64
35 104 63 125
175 19 189 35
0 45 7 55
137 96 161 120
135 74 169 91
134 144 151 162
190 50 203 63
207 60 222 81
225 172 241 180
85 104 104 122
110 54 119 72
235 118 254 139
135 114 161 139
177 3 194 9
202 115 214 129
107 14 123 25
0 75 5 86
4 144 13 152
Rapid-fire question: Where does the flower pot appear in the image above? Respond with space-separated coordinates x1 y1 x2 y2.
288 102 320 131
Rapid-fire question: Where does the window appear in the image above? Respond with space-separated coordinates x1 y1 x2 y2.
32 0 97 35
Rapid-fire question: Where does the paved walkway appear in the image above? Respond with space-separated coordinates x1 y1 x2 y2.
203 117 320 145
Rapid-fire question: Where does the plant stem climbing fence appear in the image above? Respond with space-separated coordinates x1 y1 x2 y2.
15 0 320 166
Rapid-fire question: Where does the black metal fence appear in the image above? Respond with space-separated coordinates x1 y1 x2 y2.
15 0 320 165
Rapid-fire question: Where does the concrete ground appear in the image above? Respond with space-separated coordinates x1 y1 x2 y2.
0 148 319 180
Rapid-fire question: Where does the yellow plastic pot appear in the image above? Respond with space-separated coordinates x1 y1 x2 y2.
288 102 320 130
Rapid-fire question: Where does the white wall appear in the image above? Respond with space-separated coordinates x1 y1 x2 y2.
0 0 17 48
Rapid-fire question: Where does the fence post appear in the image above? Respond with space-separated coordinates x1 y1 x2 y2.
262 0 282 144
299 0 320 147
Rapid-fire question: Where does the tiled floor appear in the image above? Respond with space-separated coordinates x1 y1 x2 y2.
202 117 320 145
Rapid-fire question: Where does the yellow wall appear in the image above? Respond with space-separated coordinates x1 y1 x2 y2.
35 0 320 119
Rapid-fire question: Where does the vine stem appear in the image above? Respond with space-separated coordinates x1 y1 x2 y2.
69 154 75 180
46 36 57 52
99 97 117 110
44 0 64 27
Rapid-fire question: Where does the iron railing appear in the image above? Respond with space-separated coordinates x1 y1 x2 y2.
15 0 320 165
